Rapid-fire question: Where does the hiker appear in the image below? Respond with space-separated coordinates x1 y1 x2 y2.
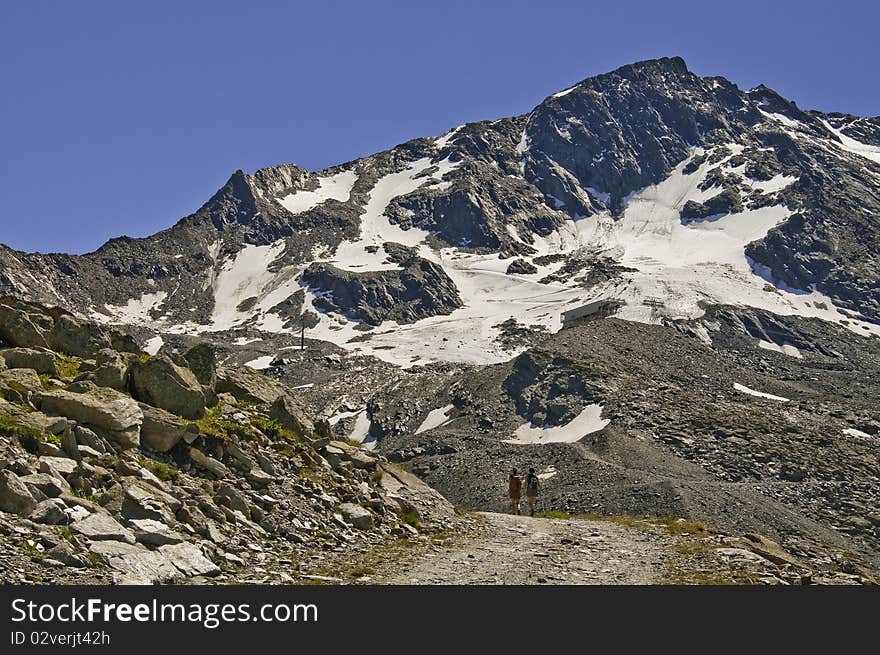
508 468 523 514
524 467 540 516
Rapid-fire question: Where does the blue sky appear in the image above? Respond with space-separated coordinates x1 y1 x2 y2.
2 0 877 254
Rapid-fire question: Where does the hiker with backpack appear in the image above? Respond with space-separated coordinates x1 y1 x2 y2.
524 467 540 516
508 468 523 514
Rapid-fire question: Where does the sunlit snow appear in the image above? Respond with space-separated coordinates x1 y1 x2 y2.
503 404 609 445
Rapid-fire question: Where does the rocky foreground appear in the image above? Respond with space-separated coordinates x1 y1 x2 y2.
0 297 460 585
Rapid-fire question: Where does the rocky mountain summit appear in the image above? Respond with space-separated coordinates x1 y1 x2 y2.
2 57 879 584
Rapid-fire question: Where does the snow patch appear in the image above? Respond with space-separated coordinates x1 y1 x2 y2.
276 170 358 214
103 291 168 324
758 340 803 359
503 404 609 445
415 404 455 434
210 241 287 330
733 382 789 402
143 336 164 356
821 120 880 165
244 355 275 370
347 410 377 450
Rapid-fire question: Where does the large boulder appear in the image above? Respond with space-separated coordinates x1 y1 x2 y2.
91 349 132 390
215 366 288 404
158 542 220 577
19 472 71 498
36 388 143 450
139 403 193 452
0 301 50 349
130 355 205 420
269 395 316 438
47 313 111 358
72 513 136 543
88 540 182 584
183 343 217 388
1 347 58 376
0 470 37 516
0 368 45 396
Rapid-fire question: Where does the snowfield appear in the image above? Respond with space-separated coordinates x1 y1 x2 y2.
503 404 609 445
416 404 455 434
276 169 358 214
102 146 880 369
733 382 790 402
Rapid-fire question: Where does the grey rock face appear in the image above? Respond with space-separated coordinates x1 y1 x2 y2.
302 252 462 326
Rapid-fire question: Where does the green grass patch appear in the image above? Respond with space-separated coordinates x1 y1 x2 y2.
22 541 43 559
0 412 52 442
138 353 152 364
536 509 571 519
145 460 180 482
56 354 81 379
188 405 241 440
370 469 383 484
399 512 420 528
252 416 301 442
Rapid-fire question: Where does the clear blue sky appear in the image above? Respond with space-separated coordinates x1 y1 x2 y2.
2 0 877 254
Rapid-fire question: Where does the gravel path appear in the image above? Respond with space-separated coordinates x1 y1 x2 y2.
370 512 680 584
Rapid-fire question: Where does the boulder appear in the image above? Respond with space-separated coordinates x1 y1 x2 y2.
72 513 136 544
37 387 143 450
89 540 182 584
121 480 179 523
47 314 111 358
129 518 186 546
91 349 131 390
30 498 71 525
0 368 44 396
340 503 373 530
0 470 37 516
158 542 220 577
214 483 251 519
38 456 78 477
215 366 288 404
139 403 192 452
269 395 316 437
19 472 71 498
183 343 217 388
44 542 88 567
130 355 205 419
1 347 58 376
189 448 229 479
0 302 50 349
74 425 107 453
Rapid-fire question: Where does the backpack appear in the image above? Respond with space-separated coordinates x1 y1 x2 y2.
509 475 522 495
526 474 539 494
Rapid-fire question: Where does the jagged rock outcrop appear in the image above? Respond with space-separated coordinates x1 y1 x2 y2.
302 252 463 326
